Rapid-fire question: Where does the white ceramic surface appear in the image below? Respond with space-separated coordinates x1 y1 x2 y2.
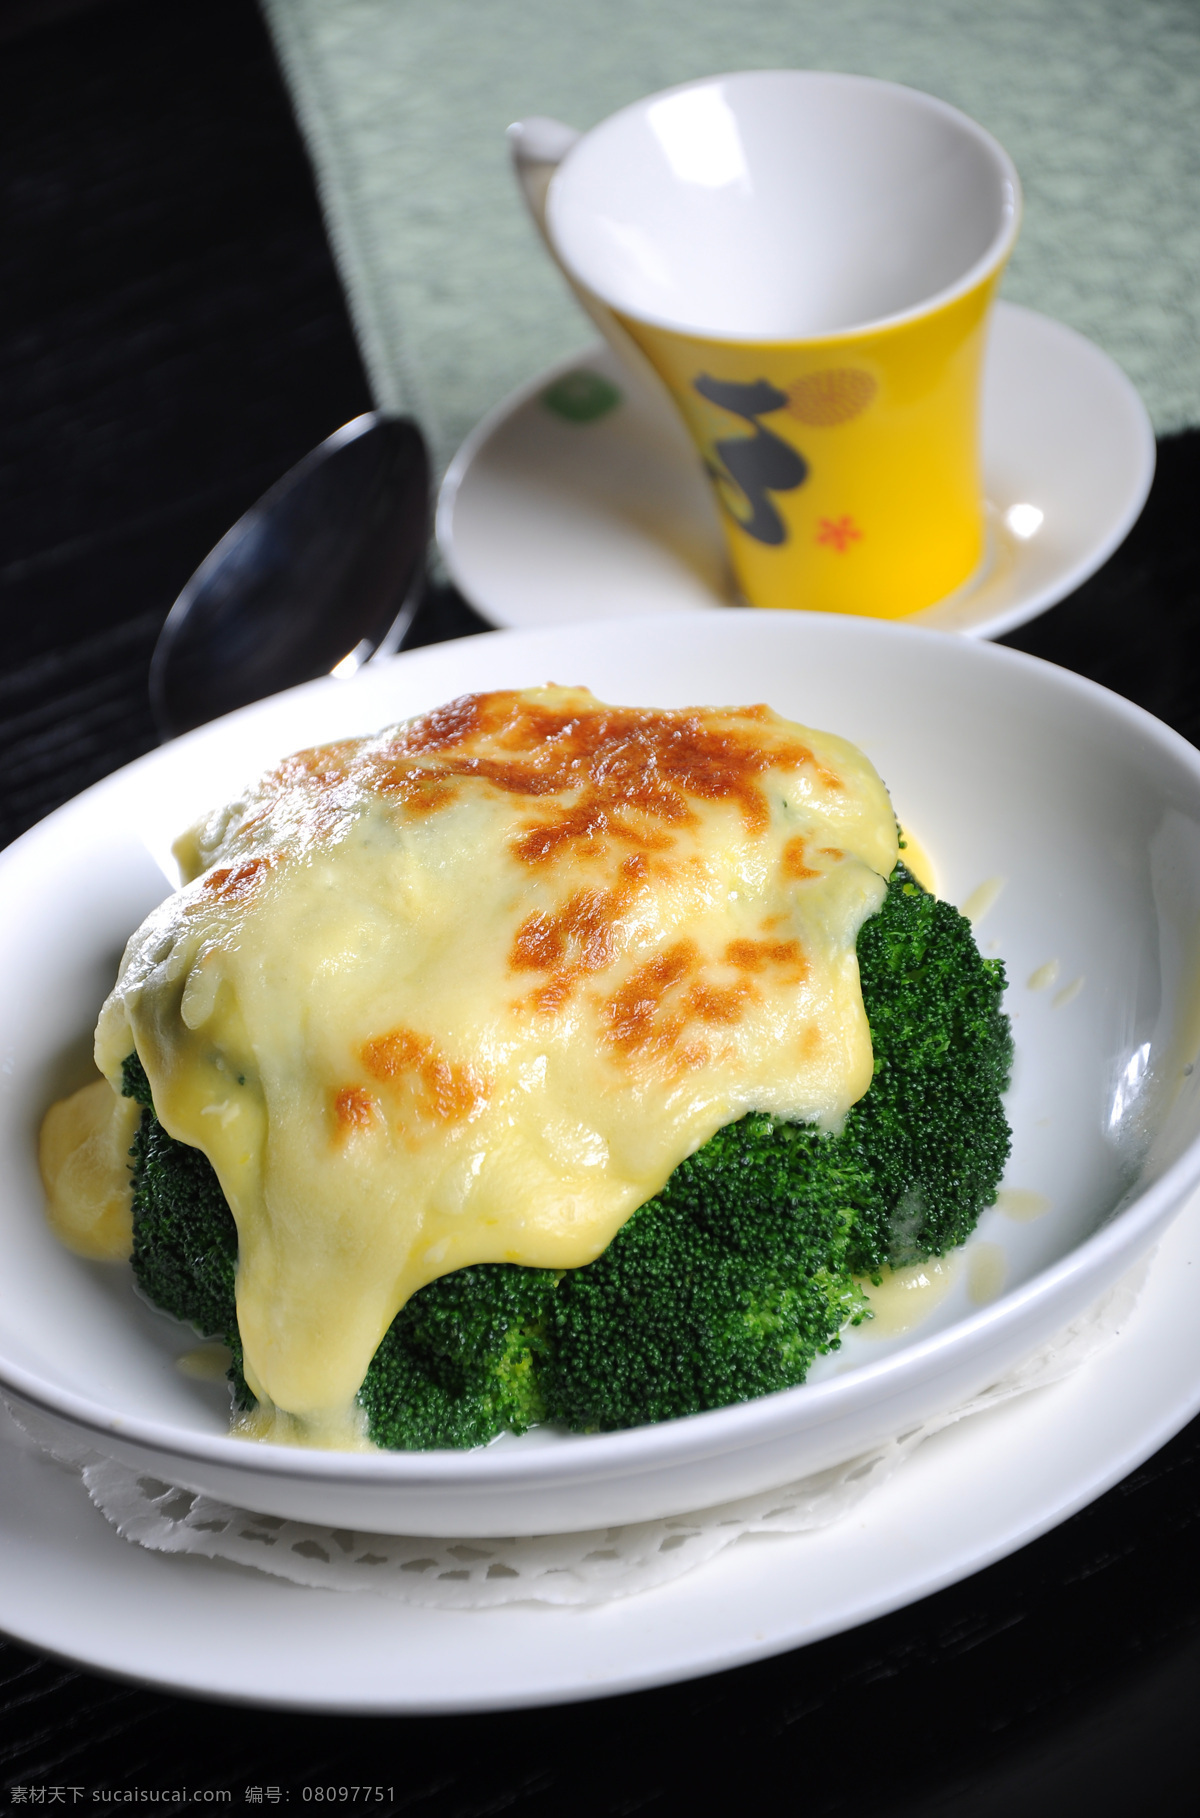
1 1187 1198 1711
436 303 1155 639
543 71 1019 341
2 613 1199 1538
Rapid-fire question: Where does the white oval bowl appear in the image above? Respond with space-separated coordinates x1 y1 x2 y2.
3 611 1200 1536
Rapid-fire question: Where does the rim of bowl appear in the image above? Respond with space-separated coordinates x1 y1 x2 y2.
4 617 1200 1491
547 69 1024 347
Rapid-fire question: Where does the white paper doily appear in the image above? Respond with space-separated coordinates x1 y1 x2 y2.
5 1263 1146 1610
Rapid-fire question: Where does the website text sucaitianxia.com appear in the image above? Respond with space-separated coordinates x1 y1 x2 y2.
5 1788 398 1807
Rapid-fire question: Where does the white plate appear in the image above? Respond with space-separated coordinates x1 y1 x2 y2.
8 614 1200 1706
2 1185 1197 1713
436 302 1154 640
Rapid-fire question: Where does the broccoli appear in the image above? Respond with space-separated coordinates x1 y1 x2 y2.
122 864 1011 1446
842 869 1013 1273
123 1051 250 1407
543 1112 869 1432
541 863 1012 1431
359 1263 557 1450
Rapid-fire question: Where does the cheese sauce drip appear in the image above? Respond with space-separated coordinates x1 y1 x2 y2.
93 687 898 1443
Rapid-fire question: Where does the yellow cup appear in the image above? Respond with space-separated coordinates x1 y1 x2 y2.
512 73 1021 617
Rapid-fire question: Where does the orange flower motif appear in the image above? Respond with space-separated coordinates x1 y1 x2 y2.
816 516 863 553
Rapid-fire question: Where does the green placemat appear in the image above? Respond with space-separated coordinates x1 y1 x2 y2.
264 0 1200 476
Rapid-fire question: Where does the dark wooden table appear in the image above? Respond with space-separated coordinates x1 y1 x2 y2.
2 2 1198 1808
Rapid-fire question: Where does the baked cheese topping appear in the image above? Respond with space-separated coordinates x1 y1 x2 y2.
87 686 897 1444
39 1078 141 1262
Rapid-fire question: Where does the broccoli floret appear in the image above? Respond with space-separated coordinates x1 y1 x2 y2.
538 865 1012 1430
360 1264 557 1450
121 864 1011 1446
846 868 1013 1272
122 1052 250 1405
543 1113 868 1431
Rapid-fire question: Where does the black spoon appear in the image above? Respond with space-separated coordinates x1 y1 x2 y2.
149 413 430 740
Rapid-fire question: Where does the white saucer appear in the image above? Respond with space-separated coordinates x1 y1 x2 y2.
2 1185 1197 1713
437 302 1154 640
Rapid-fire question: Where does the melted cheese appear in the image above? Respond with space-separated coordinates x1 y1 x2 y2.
855 1255 958 1337
39 1077 140 1261
84 686 897 1444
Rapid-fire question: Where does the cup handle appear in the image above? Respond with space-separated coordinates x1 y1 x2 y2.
508 116 581 238
507 117 676 409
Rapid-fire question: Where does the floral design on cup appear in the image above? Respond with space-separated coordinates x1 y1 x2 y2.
541 370 622 424
692 375 808 547
817 515 864 552
786 370 878 428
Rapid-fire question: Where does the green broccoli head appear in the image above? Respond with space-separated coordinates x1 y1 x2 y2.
543 1114 869 1431
122 1050 250 1405
121 864 1011 1447
535 865 1012 1431
846 867 1013 1273
359 1263 556 1450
